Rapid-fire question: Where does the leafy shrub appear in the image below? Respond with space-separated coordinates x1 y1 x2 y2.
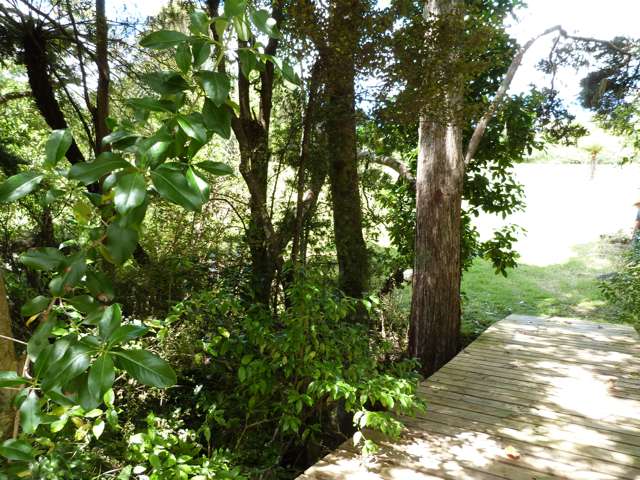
601 247 640 328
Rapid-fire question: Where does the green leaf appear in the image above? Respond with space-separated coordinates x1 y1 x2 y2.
60 254 86 290
151 165 203 212
98 304 122 340
20 247 65 271
191 39 211 68
139 30 188 49
21 296 50 317
92 419 105 439
281 60 301 86
105 223 139 265
127 97 176 113
114 173 146 215
202 100 232 139
232 15 251 41
0 172 44 203
190 11 210 36
186 167 210 203
250 9 280 38
0 439 33 462
41 343 92 391
0 371 28 387
175 42 191 73
19 391 41 434
224 0 247 17
238 49 258 78
88 354 115 401
86 271 115 302
102 131 138 148
114 349 176 388
27 320 55 363
67 295 98 314
143 71 190 95
194 161 234 176
196 71 230 107
68 153 130 185
45 129 73 167
177 114 208 144
109 325 148 346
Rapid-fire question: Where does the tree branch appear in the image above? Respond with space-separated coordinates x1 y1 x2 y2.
464 25 563 165
359 150 416 189
0 91 31 105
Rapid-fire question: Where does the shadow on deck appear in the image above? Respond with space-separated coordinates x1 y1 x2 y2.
298 314 640 480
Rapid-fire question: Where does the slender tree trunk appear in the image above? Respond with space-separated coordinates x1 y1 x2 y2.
94 0 110 154
325 0 369 300
0 270 17 439
409 0 464 375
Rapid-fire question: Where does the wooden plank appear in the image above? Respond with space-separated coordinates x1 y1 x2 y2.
298 316 640 480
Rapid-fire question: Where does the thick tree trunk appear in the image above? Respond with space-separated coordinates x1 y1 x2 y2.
21 23 85 165
0 270 17 439
325 0 369 300
409 118 464 375
409 0 464 376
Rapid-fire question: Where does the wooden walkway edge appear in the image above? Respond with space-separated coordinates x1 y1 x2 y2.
298 314 640 480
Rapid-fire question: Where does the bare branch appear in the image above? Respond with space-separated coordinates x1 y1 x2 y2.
0 91 31 105
464 25 563 165
360 150 416 189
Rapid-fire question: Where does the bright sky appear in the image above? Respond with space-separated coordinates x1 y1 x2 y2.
508 0 640 117
107 0 639 116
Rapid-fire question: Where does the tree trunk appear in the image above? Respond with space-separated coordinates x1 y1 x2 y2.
325 0 369 300
94 0 110 154
409 0 464 376
0 270 17 439
409 118 464 376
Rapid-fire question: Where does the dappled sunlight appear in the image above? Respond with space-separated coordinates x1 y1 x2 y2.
301 315 640 479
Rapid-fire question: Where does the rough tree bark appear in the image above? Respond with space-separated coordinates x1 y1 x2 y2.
0 270 17 440
94 0 110 154
409 0 464 376
409 3 565 375
324 0 369 300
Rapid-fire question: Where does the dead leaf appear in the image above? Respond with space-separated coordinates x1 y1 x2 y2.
505 446 521 460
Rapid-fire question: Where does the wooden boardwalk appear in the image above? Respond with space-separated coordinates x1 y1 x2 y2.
298 314 640 480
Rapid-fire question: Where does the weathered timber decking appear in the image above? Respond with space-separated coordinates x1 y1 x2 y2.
298 314 640 480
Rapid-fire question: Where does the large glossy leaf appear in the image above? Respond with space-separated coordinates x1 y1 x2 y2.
0 172 44 203
98 304 122 340
177 114 208 144
194 161 234 176
68 153 130 185
127 97 176 113
202 99 232 139
102 130 138 148
45 129 73 167
114 173 146 214
27 320 55 363
86 270 115 302
250 9 280 38
196 71 230 106
105 223 139 265
19 391 41 434
0 439 33 461
191 39 211 68
143 72 190 95
151 165 203 212
41 342 91 391
114 349 176 388
189 11 210 35
186 167 210 203
108 325 148 346
20 296 50 317
224 0 247 17
139 30 187 49
175 42 191 73
0 371 29 387
19 247 66 271
88 354 115 402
